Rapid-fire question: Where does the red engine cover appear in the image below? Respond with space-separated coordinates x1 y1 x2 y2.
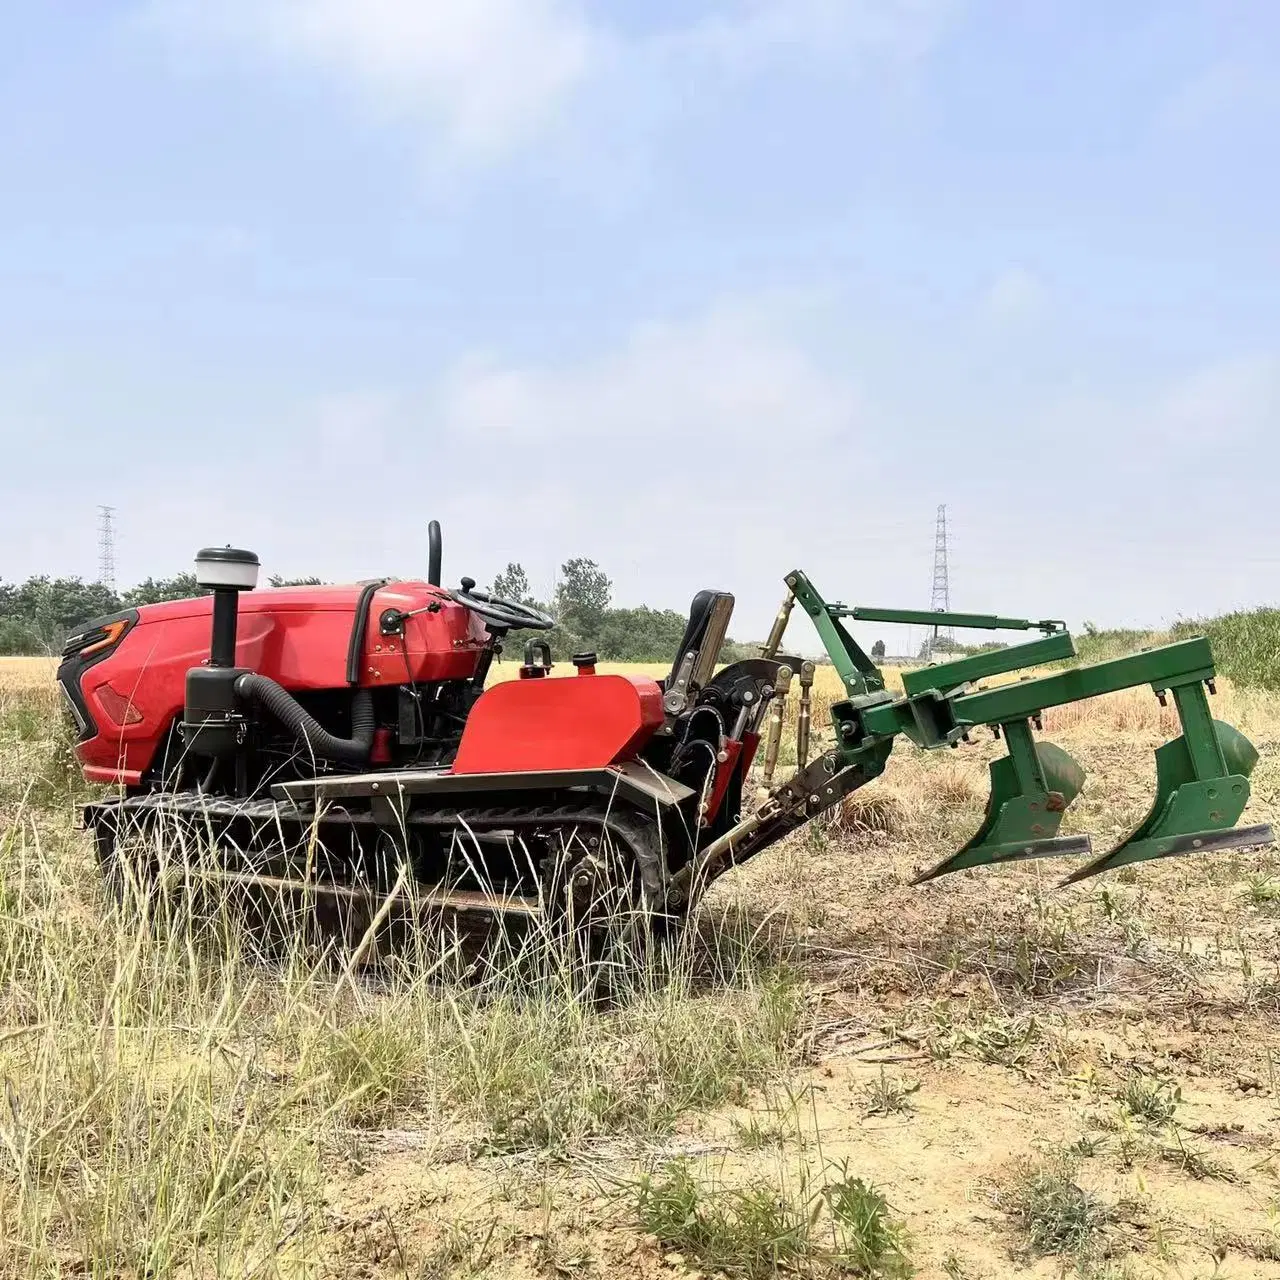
451 673 665 775
72 582 487 785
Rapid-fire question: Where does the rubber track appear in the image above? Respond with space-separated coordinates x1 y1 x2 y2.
85 790 672 914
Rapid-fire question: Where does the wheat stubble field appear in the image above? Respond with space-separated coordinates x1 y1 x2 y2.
0 655 1278 1278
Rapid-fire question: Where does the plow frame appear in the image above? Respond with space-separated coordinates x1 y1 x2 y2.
675 572 1273 902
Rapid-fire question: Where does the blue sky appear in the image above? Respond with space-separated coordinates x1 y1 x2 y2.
2 1 1276 648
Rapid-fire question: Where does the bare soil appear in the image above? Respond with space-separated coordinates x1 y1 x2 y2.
317 710 1280 1279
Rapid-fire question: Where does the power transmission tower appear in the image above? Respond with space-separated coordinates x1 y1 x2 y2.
97 505 117 593
928 503 951 657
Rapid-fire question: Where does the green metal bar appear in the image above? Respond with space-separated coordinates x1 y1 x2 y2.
1171 681 1228 779
910 731 1089 883
1001 719 1047 793
845 606 1065 633
765 564 1272 888
939 638 1215 730
786 570 884 697
900 632 1076 697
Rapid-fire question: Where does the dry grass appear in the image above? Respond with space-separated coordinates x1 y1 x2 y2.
3 660 1279 1277
0 669 821 1275
484 656 867 699
0 805 816 1275
0 657 57 690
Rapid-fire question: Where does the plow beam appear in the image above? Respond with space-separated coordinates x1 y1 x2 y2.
900 631 1076 698
912 720 1089 883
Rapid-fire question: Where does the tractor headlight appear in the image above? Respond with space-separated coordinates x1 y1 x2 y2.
61 617 130 660
57 608 138 743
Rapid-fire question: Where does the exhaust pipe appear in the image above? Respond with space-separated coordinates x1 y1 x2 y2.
198 546 260 667
181 546 260 759
236 673 374 765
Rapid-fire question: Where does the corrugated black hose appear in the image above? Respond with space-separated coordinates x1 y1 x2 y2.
235 673 375 765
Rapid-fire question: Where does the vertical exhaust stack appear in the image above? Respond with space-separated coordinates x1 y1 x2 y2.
200 547 260 666
181 546 260 761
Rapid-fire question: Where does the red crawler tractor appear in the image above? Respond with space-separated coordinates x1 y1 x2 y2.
59 523 777 927
57 521 1272 933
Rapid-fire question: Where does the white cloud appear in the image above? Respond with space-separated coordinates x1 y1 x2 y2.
144 0 597 160
1157 354 1279 446
438 301 859 444
981 266 1045 323
1159 61 1280 132
415 298 868 631
672 0 957 74
311 389 400 466
140 0 957 163
203 225 259 258
1032 353 1277 467
11 286 1277 636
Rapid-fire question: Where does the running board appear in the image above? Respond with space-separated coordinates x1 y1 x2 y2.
272 760 695 812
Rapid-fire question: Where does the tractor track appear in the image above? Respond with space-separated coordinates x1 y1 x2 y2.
85 789 673 917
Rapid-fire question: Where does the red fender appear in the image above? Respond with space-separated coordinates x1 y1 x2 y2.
451 674 664 775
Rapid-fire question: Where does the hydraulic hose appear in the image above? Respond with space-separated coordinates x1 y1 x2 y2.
235 673 375 765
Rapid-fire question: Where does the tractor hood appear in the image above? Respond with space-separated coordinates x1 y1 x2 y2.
133 581 437 621
59 579 490 786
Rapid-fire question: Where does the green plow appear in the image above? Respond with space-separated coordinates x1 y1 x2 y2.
741 572 1274 888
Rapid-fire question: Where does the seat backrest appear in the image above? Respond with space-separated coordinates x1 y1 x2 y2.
666 590 736 692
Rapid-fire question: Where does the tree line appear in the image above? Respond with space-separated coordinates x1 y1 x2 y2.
488 557 754 666
0 558 752 665
0 573 319 655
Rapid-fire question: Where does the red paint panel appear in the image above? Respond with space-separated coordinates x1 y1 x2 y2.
451 675 664 775
131 582 487 687
704 738 742 825
71 580 487 784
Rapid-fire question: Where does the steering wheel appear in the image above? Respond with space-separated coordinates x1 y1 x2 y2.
452 577 555 631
